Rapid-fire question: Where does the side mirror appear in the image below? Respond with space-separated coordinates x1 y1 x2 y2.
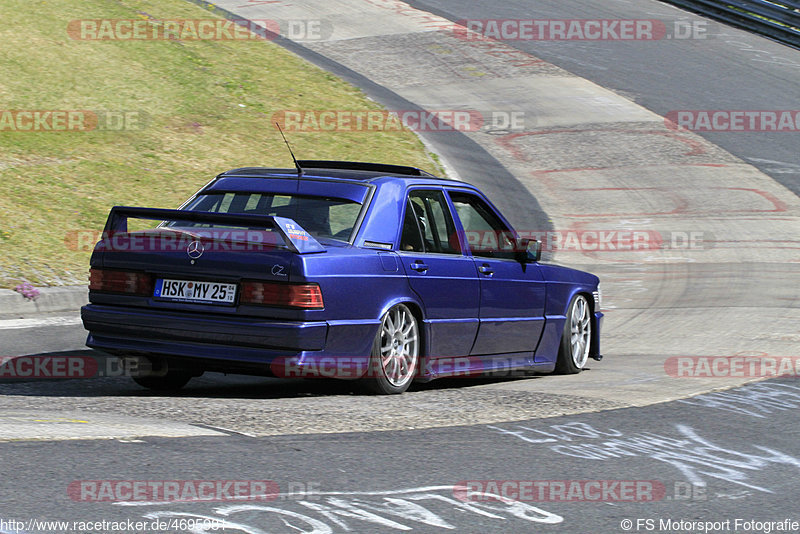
515 238 542 263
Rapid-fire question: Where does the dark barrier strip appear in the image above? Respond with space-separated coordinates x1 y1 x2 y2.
662 0 799 48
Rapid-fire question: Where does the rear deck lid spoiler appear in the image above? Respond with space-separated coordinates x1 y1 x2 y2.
102 206 326 254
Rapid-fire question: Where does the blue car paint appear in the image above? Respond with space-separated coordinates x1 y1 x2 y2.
81 164 603 381
535 263 603 365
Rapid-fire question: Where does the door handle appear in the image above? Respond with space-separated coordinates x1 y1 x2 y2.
478 264 494 276
410 261 429 272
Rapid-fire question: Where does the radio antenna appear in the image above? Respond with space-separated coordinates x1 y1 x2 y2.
275 122 303 177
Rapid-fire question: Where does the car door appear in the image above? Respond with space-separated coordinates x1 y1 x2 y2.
447 190 546 356
398 189 480 358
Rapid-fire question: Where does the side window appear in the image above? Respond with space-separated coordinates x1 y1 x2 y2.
399 190 461 254
449 192 516 259
328 202 362 240
400 199 424 252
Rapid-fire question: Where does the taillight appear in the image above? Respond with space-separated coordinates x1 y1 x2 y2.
89 268 153 296
240 281 324 309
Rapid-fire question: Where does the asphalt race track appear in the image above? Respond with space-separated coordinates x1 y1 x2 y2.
3 379 800 533
407 0 800 196
1 1 799 532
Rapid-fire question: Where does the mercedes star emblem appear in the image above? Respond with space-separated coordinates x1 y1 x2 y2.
187 240 205 260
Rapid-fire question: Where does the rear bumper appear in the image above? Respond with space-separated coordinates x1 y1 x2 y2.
82 303 328 371
81 304 377 373
83 304 327 351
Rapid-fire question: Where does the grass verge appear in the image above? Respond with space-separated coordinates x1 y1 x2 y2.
0 0 441 287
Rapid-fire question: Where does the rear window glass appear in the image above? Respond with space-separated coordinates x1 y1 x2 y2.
179 192 363 242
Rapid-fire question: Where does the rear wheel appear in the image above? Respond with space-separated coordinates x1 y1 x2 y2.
131 357 193 391
555 294 592 374
362 304 419 394
132 372 192 391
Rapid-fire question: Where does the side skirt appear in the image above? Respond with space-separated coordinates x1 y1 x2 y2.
415 352 555 382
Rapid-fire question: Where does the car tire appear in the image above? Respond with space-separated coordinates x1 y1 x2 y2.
131 358 193 391
555 294 592 374
362 303 420 394
132 372 192 391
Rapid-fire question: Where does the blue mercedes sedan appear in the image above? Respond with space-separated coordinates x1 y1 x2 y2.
81 161 602 394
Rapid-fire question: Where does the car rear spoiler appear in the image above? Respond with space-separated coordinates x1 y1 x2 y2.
102 206 326 254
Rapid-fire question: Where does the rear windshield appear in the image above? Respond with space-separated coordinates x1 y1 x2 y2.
179 192 363 242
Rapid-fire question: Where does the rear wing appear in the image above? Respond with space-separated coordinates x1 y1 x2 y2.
102 206 326 254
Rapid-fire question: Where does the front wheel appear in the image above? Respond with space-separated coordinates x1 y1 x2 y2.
555 294 592 374
362 304 420 394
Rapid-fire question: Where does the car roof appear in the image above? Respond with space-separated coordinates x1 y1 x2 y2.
199 160 501 249
217 160 463 187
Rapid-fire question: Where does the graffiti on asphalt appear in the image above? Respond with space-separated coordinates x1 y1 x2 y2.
488 421 800 493
678 382 800 418
115 485 563 532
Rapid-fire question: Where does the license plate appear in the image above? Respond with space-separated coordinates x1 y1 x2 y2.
154 279 237 304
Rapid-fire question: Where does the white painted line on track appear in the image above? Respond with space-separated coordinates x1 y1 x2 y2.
0 316 82 330
0 412 227 442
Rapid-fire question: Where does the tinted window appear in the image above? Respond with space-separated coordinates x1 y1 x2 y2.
449 192 516 259
400 190 460 254
181 192 362 242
